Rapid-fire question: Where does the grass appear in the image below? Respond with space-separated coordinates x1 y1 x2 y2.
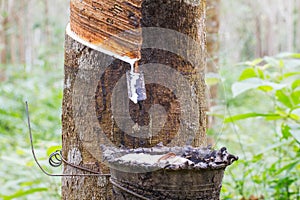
213 54 300 200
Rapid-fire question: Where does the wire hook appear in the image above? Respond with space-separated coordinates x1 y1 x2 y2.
25 101 110 177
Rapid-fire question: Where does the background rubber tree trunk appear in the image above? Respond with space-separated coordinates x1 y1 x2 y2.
62 0 207 199
206 0 220 146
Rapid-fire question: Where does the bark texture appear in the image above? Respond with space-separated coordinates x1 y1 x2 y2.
62 35 113 200
62 0 207 199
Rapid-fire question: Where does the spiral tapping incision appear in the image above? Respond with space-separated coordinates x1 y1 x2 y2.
69 0 142 60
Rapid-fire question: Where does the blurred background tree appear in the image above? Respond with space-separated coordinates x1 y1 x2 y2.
0 0 299 199
220 0 300 62
206 0 220 135
0 0 68 66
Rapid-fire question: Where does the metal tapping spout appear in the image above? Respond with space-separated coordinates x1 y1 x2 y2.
126 61 147 104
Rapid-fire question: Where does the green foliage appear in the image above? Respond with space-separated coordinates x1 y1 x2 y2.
218 53 300 199
0 63 63 199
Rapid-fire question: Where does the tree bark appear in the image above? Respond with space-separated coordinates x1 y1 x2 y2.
62 0 207 199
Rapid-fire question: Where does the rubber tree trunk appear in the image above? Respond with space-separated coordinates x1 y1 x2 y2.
62 0 207 199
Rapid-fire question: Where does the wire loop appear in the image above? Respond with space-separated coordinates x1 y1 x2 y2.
49 150 63 167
